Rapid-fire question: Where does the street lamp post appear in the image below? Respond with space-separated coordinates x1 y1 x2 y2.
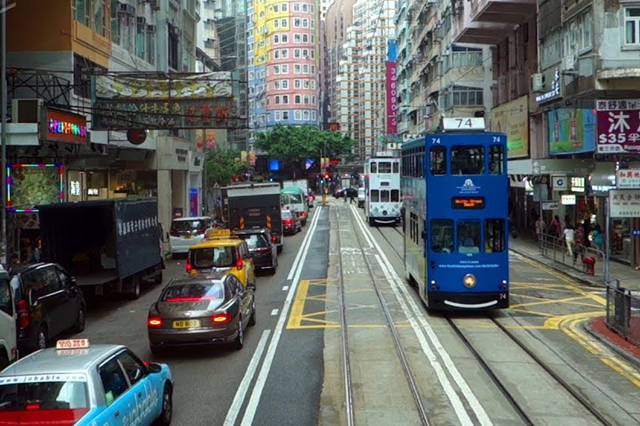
0 2 13 266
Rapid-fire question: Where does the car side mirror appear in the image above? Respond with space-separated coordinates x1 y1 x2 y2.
146 362 162 373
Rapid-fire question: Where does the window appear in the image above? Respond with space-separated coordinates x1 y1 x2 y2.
430 146 446 175
303 110 310 120
273 4 279 12
0 380 88 411
294 18 301 27
626 7 640 45
311 19 315 29
393 162 399 173
295 95 301 104
274 19 279 28
99 358 129 404
282 111 290 120
0 279 11 316
302 3 308 12
380 190 390 202
303 34 309 43
489 145 504 175
303 64 309 73
294 33 301 43
311 111 316 120
282 95 289 104
275 111 282 121
116 351 146 386
110 0 119 44
294 2 300 11
281 34 288 43
370 190 380 202
458 220 481 254
303 95 310 104
295 79 302 89
281 64 289 73
282 80 289 89
295 110 302 120
391 190 400 202
274 35 280 44
274 65 280 74
485 219 505 253
93 0 106 35
294 49 301 58
274 50 280 59
431 220 454 253
379 162 392 173
73 0 90 26
295 64 301 74
282 3 288 11
190 247 235 268
281 49 289 58
281 19 288 27
168 25 179 70
452 86 483 107
451 146 484 175
370 162 377 173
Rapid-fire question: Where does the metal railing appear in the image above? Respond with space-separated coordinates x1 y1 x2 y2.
605 282 640 347
538 233 606 282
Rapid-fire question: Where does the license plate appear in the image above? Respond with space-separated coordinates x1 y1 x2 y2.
183 235 193 240
172 320 201 329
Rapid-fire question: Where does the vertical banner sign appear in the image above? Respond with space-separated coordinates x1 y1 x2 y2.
386 40 398 135
596 99 640 153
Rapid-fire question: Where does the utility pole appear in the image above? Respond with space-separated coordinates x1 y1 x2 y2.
1 2 11 266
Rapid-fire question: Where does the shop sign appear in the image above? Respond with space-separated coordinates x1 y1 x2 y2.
596 99 640 153
535 68 561 103
249 151 256 167
616 169 640 188
175 149 188 162
552 176 567 191
561 194 576 205
570 177 585 192
87 188 99 196
490 95 529 159
632 229 640 237
43 108 88 144
542 201 559 210
70 181 81 196
547 108 596 155
609 189 640 217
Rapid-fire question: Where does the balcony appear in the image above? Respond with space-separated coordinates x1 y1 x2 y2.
452 0 536 44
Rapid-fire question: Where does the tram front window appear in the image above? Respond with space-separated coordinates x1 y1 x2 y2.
458 220 481 254
430 146 446 175
371 190 380 202
381 190 390 202
391 190 400 202
431 219 454 253
379 162 392 173
451 146 484 175
371 162 377 173
489 145 504 175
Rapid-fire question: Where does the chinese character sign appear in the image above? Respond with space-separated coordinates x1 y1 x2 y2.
609 189 640 218
617 170 640 189
386 40 398 135
596 99 640 153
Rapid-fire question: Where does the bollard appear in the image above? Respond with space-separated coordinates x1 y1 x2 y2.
583 256 596 276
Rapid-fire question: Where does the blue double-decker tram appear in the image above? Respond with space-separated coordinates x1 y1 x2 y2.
401 118 509 310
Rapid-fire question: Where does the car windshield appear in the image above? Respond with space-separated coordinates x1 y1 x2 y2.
172 220 207 232
190 247 235 268
282 211 292 219
0 378 89 412
239 234 269 249
162 282 225 302
283 193 303 204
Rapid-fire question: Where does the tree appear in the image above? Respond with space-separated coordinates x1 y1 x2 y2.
255 125 356 175
204 149 245 187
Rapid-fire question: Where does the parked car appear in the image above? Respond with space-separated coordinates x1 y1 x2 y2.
169 216 214 255
333 188 358 199
358 187 366 208
234 228 278 274
147 273 256 353
0 339 173 426
0 266 16 370
282 209 302 235
9 263 86 355
186 229 256 288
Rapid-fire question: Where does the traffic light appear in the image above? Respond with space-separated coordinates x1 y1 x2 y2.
324 173 330 180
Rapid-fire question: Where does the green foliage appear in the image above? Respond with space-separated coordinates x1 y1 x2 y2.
204 149 245 186
255 125 356 163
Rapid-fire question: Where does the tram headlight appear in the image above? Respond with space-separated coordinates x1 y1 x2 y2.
463 274 477 288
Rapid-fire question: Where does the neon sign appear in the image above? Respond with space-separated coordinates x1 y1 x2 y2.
49 119 87 138
43 108 89 144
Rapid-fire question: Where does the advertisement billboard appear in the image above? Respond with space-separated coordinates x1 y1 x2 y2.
547 108 596 155
596 99 640 153
490 96 528 158
386 40 398 135
42 108 89 144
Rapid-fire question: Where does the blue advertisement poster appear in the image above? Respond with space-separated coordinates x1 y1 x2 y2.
547 108 596 155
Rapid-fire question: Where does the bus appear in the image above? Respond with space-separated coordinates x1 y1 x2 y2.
401 118 509 310
364 154 401 226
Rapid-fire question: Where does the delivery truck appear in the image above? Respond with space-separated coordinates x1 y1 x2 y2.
37 199 164 299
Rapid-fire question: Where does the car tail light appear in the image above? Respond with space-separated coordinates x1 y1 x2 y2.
283 219 292 225
148 317 162 327
211 312 231 324
256 247 270 255
186 261 193 273
300 212 307 217
17 299 29 329
170 229 179 237
26 404 41 410
236 258 243 270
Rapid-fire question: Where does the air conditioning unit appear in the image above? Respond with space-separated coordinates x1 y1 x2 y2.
563 55 575 71
531 73 544 92
149 0 160 10
11 99 43 124
118 3 135 15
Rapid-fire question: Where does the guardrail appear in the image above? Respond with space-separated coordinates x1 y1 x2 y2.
605 282 640 347
538 233 606 281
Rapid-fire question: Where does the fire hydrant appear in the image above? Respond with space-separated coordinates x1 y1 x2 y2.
583 256 596 276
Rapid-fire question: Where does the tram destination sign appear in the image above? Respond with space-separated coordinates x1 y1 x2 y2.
451 196 485 209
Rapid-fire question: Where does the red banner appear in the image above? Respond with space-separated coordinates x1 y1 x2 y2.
386 61 398 135
596 99 640 153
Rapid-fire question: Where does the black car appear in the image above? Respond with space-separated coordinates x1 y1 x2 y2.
9 263 86 354
235 228 278 274
334 188 358 199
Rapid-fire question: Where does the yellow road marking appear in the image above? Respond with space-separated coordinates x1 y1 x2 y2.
511 296 593 309
287 280 312 329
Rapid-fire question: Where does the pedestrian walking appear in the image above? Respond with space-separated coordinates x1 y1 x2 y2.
349 189 356 204
564 223 575 258
535 217 546 242
582 215 591 248
592 225 604 254
549 215 562 238
574 224 585 265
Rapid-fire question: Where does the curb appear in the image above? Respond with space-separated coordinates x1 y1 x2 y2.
581 320 640 370
509 246 605 288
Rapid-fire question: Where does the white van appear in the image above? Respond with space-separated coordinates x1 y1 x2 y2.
0 266 17 370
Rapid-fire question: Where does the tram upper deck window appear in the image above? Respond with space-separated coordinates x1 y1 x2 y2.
485 219 505 252
393 162 399 173
379 162 392 173
431 219 454 253
458 220 481 254
451 146 484 175
489 145 504 175
371 162 377 173
430 146 446 175
371 190 380 202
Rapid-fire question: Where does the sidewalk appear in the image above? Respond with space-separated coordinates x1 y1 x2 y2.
509 234 640 291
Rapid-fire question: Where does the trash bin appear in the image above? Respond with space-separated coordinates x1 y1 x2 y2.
583 256 596 276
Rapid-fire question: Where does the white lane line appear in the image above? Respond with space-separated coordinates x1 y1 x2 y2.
286 209 321 280
349 205 374 248
222 329 271 426
282 286 289 291
351 207 494 426
271 309 279 316
236 206 323 426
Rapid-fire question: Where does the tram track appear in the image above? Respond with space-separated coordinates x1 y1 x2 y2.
375 225 403 260
445 314 614 426
335 205 432 426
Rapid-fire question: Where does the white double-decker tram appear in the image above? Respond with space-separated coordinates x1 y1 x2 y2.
364 153 401 226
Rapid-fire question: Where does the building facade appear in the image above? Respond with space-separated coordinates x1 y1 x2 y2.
247 0 322 146
4 0 203 260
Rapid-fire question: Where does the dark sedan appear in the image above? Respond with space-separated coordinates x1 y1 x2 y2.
235 228 278 274
147 272 255 353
